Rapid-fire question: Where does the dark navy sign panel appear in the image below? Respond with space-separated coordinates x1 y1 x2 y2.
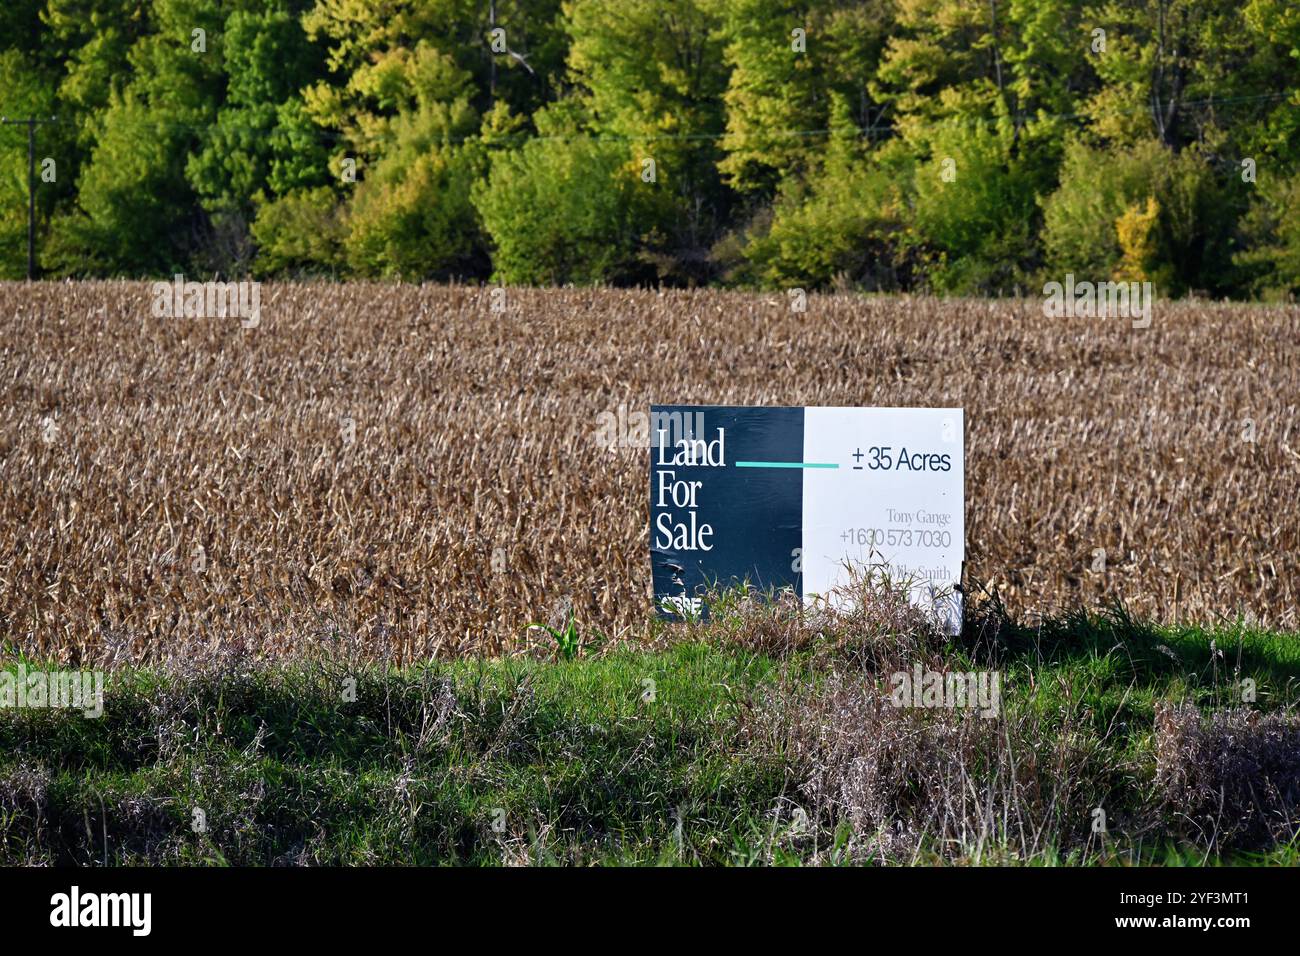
650 405 803 618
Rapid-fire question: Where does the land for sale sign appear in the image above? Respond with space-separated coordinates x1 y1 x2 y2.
649 405 965 632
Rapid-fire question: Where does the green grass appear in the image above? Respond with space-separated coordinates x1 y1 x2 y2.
1 609 1298 866
0 644 788 865
981 607 1300 763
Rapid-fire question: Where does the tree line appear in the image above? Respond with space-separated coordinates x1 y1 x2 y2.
2 0 1298 298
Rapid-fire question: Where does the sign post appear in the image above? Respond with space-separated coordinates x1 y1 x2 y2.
649 405 965 632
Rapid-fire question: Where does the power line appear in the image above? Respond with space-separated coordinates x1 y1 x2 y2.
4 89 1290 150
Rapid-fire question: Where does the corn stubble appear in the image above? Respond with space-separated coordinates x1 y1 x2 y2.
2 282 1296 664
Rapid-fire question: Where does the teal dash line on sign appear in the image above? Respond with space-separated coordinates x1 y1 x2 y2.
735 461 839 469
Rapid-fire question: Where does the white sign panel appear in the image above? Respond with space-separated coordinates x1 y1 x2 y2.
801 406 964 632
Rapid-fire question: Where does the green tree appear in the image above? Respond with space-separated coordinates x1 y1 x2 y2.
738 94 914 289
1084 0 1260 150
42 0 151 127
1234 170 1300 300
343 68 485 278
908 116 1039 293
1041 137 1235 295
473 106 653 285
187 4 328 219
250 184 346 275
46 91 196 274
0 47 66 278
717 0 891 195
564 0 729 279
45 0 227 274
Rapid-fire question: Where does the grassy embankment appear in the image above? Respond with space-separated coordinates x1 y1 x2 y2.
3 592 1299 866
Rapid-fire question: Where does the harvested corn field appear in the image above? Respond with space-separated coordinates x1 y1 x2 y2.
2 281 1297 662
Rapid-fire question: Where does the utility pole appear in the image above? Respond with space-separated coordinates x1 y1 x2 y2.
0 116 57 280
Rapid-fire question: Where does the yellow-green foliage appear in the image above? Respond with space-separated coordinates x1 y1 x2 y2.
6 0 1300 294
1114 196 1159 282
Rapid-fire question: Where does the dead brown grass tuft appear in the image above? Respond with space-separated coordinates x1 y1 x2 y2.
744 670 1121 863
1155 703 1300 848
672 567 947 671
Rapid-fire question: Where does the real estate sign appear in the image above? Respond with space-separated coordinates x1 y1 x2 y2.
649 405 965 633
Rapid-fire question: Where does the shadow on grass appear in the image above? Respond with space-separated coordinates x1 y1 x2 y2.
963 585 1300 704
